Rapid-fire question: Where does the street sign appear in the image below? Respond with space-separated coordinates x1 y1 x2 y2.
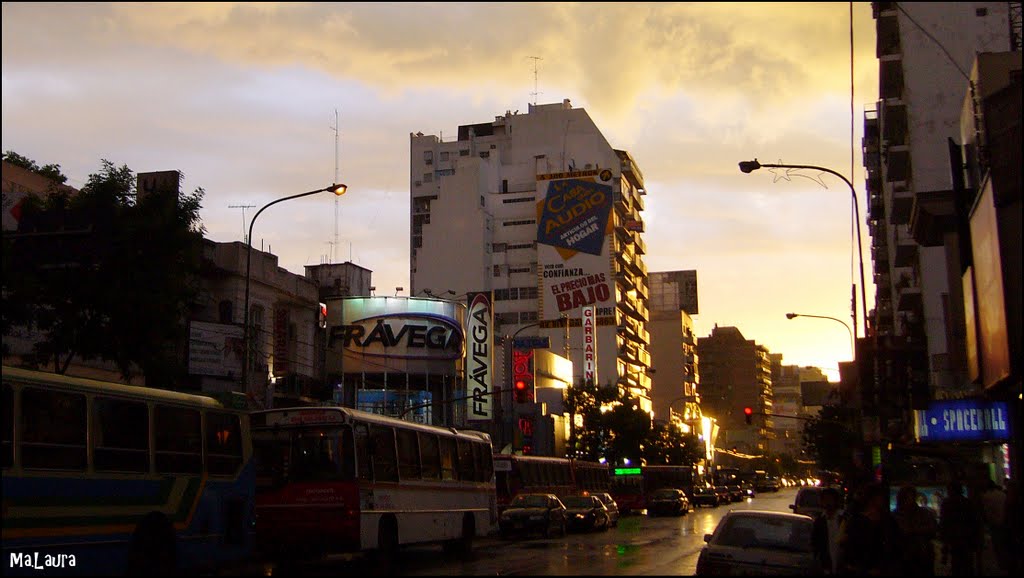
512 335 550 350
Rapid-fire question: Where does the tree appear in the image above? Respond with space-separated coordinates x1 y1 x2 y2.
802 403 859 474
3 150 68 184
3 159 204 385
642 422 703 466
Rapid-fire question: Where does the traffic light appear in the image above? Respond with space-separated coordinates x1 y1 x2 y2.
744 406 754 425
514 379 530 403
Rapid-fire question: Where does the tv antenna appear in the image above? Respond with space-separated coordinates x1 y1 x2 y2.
228 204 256 243
329 108 341 263
527 56 543 105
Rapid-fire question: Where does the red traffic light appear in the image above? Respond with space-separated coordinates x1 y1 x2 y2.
744 406 753 425
514 380 527 391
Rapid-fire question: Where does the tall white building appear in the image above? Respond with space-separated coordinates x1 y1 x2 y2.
865 2 1013 412
410 100 652 415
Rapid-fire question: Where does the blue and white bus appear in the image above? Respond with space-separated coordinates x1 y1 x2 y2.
2 366 255 575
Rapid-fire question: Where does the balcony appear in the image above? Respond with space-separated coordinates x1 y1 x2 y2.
893 239 918 268
897 285 923 313
882 102 908 147
613 189 632 214
872 245 890 266
889 185 914 225
909 188 957 247
876 13 901 57
633 233 646 255
879 57 904 100
616 149 645 191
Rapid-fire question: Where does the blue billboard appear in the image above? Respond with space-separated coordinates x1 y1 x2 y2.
914 400 1010 442
536 179 612 256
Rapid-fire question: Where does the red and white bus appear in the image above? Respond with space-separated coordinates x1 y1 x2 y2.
493 455 610 510
611 464 698 514
251 407 495 561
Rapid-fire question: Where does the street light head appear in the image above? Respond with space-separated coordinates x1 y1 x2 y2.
738 159 762 174
329 183 348 196
786 313 799 320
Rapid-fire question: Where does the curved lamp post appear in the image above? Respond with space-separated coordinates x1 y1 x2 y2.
242 183 348 404
739 159 867 341
786 312 855 359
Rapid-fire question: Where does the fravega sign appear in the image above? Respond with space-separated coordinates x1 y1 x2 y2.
329 313 464 360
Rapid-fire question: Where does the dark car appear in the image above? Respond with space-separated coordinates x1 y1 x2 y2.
756 476 782 493
714 485 732 504
562 495 611 532
647 488 690 517
593 492 620 527
696 511 820 576
499 493 567 538
691 485 721 507
741 482 757 499
727 484 745 502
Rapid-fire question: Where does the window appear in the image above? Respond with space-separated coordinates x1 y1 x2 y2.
457 439 475 481
423 150 433 164
479 151 490 159
206 412 243 475
155 406 202 473
435 168 455 178
493 265 501 277
494 289 509 301
521 287 539 299
354 423 372 481
480 195 485 207
459 149 470 157
423 172 433 183
492 243 507 253
370 426 398 482
439 435 458 480
495 312 519 326
502 219 536 227
472 442 493 482
94 398 149 473
396 428 421 480
508 266 531 274
502 197 535 205
219 300 234 323
520 311 539 323
21 388 86 470
440 151 449 162
419 432 441 480
508 242 536 250
508 287 519 300
2 385 13 468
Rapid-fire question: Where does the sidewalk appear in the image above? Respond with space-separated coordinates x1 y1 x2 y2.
933 531 1008 576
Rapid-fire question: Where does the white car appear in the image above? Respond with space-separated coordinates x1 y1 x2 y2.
696 510 821 576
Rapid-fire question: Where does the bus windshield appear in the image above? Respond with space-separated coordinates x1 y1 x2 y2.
254 426 355 488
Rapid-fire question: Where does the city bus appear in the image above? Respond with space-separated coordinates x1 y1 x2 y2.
492 455 610 511
611 465 698 514
251 406 495 561
2 366 254 576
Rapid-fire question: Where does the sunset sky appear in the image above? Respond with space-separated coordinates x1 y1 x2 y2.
2 2 880 380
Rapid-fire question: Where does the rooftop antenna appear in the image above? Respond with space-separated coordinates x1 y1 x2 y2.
329 108 341 263
228 204 256 243
527 56 543 105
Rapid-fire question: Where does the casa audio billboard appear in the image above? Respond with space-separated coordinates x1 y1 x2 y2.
536 173 616 323
465 291 493 421
325 296 465 374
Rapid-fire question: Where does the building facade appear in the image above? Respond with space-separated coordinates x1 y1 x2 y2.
864 2 1018 481
409 100 652 448
696 326 773 454
647 270 700 429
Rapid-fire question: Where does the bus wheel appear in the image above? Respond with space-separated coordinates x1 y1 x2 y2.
126 513 177 576
378 516 398 557
458 514 475 556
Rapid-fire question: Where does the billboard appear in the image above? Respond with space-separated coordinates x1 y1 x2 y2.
325 297 465 374
536 178 613 256
582 306 597 384
465 291 493 421
188 321 244 378
914 399 1010 442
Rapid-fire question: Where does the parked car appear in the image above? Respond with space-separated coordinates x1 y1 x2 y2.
593 492 620 527
646 488 690 517
696 510 821 576
562 495 611 532
714 485 732 504
741 482 757 498
789 486 843 519
691 485 721 507
727 484 745 502
499 493 567 538
757 476 782 492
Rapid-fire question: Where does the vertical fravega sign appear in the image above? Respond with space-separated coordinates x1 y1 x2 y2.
582 305 597 384
466 292 493 420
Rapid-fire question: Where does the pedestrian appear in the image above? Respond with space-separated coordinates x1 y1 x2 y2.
812 487 845 574
939 481 983 576
837 482 902 576
894 485 938 575
980 479 1008 573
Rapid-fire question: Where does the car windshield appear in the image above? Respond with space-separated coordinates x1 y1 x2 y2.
715 516 813 553
797 490 821 507
695 487 713 494
511 495 549 508
563 496 595 508
651 489 678 499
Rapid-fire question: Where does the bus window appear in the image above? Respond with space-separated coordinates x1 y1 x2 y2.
354 423 371 481
439 436 457 480
206 412 243 475
396 428 421 480
370 426 398 482
2 384 12 468
291 429 348 481
93 397 149 473
155 406 202 473
457 439 475 481
253 430 290 490
21 388 87 470
472 442 492 482
419 433 440 480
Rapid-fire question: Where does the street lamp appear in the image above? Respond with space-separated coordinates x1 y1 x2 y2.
738 158 867 341
785 312 855 359
242 183 348 406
